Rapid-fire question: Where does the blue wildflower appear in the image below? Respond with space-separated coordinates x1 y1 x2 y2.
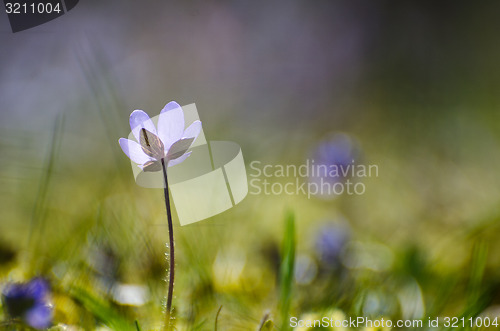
313 133 360 181
308 133 361 198
315 223 350 269
2 278 53 329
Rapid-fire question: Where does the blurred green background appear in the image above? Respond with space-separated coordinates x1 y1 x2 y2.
2 1 500 330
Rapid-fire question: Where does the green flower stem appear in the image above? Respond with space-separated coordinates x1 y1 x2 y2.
161 158 175 331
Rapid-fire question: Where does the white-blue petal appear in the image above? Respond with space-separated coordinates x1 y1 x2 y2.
182 120 202 143
130 110 157 141
119 138 152 165
157 101 185 152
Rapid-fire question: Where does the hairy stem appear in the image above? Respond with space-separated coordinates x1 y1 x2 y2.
161 158 175 331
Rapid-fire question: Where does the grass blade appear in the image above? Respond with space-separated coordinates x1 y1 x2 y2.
214 305 223 331
279 210 295 330
70 286 135 331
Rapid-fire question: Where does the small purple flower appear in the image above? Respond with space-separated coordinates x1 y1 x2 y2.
312 133 360 182
315 223 350 269
2 278 53 329
308 133 361 198
119 101 202 172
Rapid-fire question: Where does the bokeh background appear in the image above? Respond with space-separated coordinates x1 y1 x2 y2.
2 1 500 330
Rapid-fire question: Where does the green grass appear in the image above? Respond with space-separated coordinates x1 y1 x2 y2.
2 75 500 330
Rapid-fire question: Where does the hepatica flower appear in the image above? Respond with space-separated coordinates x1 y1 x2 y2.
308 133 361 198
2 278 53 329
118 101 201 330
315 223 350 270
313 133 360 181
119 101 202 172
